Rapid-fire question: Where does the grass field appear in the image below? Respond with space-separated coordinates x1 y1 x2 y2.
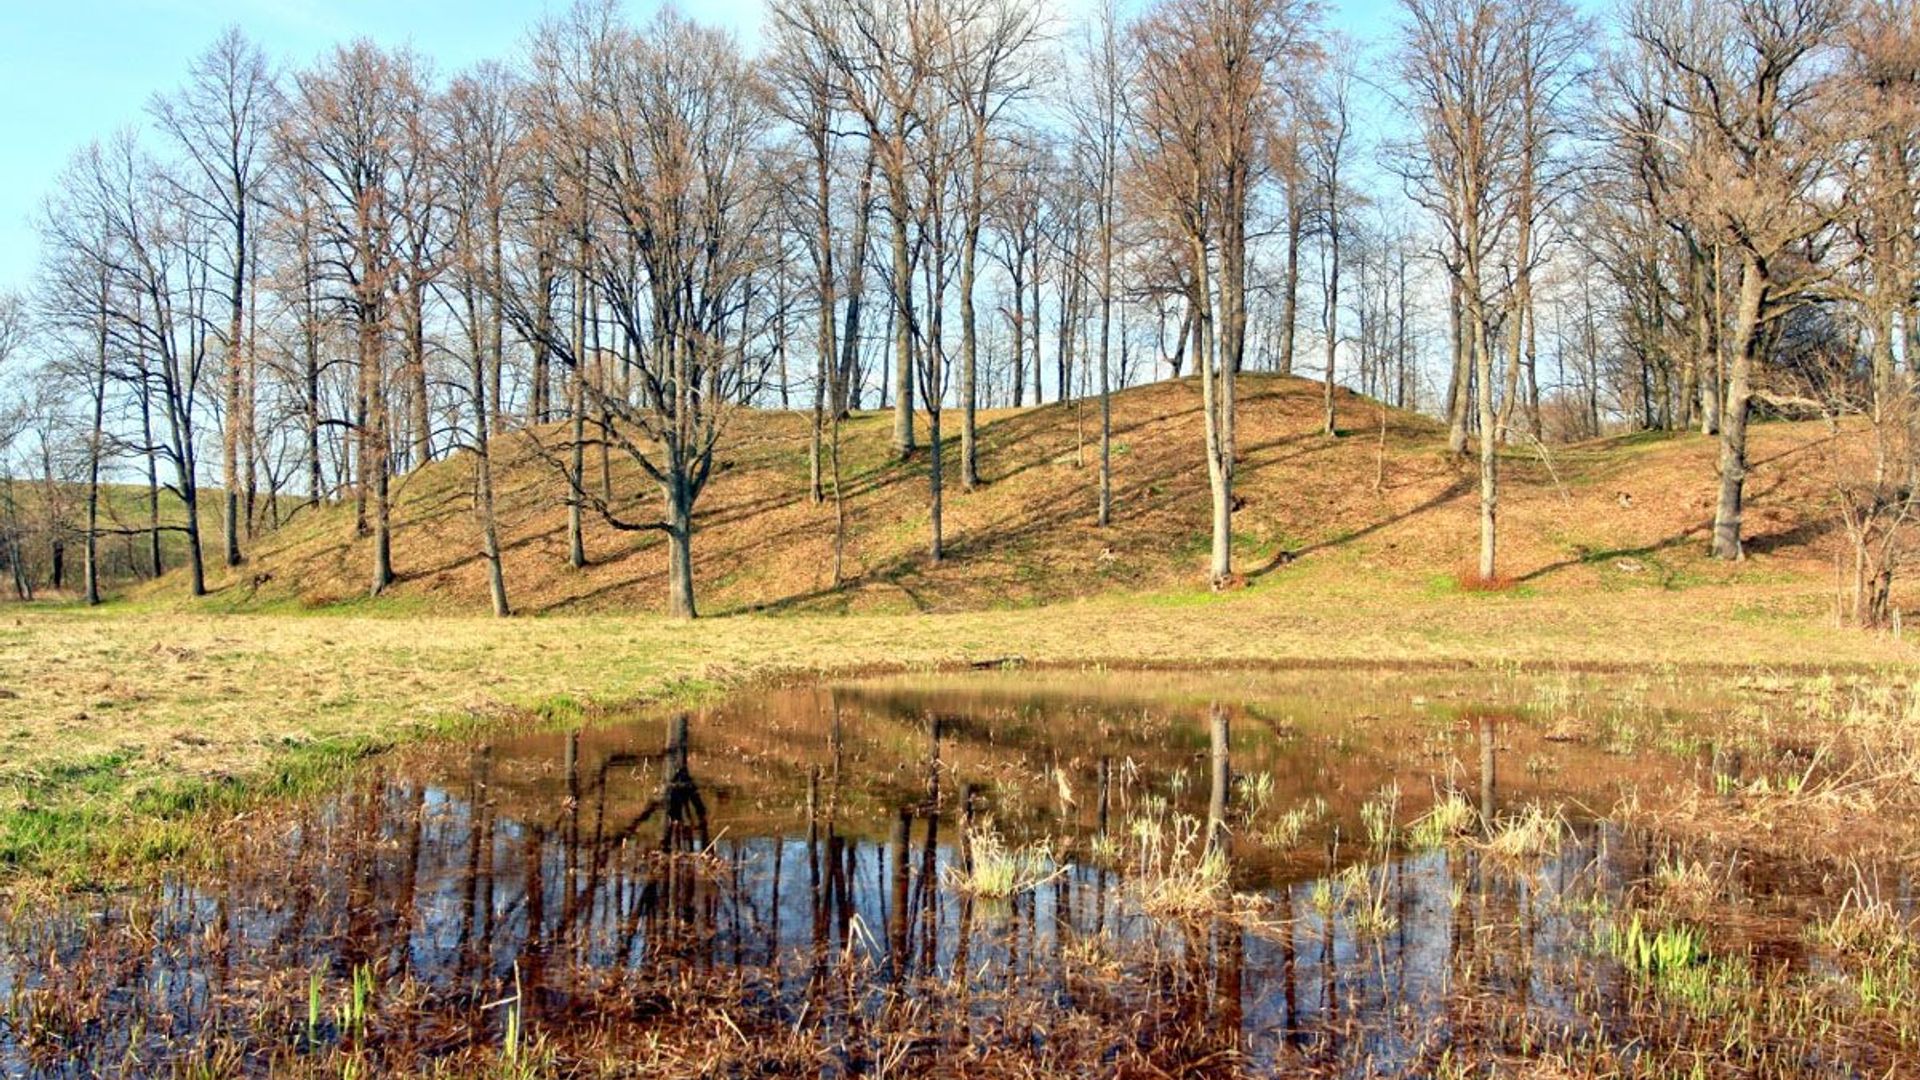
3 558 1911 886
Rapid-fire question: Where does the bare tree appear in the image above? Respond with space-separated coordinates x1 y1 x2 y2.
282 41 429 595
1308 59 1355 437
947 0 1042 490
1134 0 1316 587
444 64 520 617
1073 0 1127 526
150 27 278 568
1397 0 1523 580
1628 0 1845 560
551 10 774 617
775 0 941 461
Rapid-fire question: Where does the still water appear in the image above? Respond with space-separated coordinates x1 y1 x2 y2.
0 669 1901 1076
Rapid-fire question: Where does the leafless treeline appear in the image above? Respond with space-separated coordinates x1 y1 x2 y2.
0 0 1916 623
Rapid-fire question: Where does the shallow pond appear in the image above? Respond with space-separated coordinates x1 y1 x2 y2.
2 668 1914 1077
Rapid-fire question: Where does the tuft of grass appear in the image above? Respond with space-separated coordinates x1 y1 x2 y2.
1360 782 1401 851
1652 857 1719 914
946 817 1058 899
1810 885 1917 962
1483 803 1566 862
1126 807 1232 918
1408 791 1477 850
1257 796 1326 849
1338 863 1400 940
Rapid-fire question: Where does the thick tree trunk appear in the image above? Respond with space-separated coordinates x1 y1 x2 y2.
1207 705 1230 856
1031 239 1044 405
568 368 586 570
142 388 163 577
243 259 260 538
809 113 839 506
567 261 587 570
361 299 393 596
84 273 108 606
1192 233 1231 587
467 278 511 618
183 477 207 598
665 478 697 620
1711 255 1767 561
532 246 555 424
1056 258 1077 405
408 284 432 469
301 226 324 508
1097 205 1114 528
477 406 509 619
928 404 944 563
838 150 876 416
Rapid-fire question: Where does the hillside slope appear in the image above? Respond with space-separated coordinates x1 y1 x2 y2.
147 375 1851 616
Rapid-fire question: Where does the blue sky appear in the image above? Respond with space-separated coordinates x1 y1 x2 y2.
0 0 1420 297
0 0 770 294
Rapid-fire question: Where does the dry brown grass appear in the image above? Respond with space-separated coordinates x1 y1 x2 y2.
123 374 1873 617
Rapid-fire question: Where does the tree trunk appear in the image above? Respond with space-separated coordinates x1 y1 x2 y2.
567 259 587 570
408 283 432 469
1280 187 1301 376
1207 704 1230 857
142 385 162 578
183 475 207 598
477 399 509 619
1701 245 1724 435
1010 257 1027 408
467 276 511 618
532 244 555 423
928 403 944 563
1711 254 1767 561
1097 208 1114 528
1031 237 1044 405
1446 276 1470 456
1323 225 1340 437
362 297 393 596
1056 252 1077 405
223 203 247 569
85 282 107 607
568 366 586 570
1192 230 1231 587
1475 301 1498 581
302 224 324 508
890 205 916 459
666 477 697 619
838 149 877 416
960 216 982 489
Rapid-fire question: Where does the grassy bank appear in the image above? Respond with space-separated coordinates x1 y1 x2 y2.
2 558 1913 887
